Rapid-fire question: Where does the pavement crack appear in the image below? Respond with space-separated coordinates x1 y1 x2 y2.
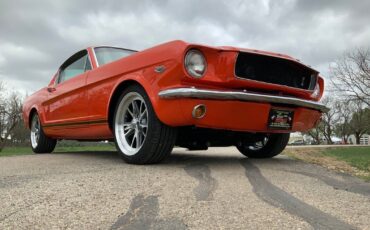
111 194 186 230
184 164 218 201
241 159 357 230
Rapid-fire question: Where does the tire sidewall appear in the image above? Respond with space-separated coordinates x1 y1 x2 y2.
113 85 161 163
237 133 290 158
30 113 56 153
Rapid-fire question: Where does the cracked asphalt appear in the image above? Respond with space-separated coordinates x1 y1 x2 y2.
1 147 370 229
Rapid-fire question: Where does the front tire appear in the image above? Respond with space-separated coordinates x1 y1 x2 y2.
113 85 177 164
236 133 290 158
30 114 57 153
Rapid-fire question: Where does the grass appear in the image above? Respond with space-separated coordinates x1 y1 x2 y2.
0 147 33 156
0 145 117 157
54 145 117 153
323 147 370 172
285 146 370 181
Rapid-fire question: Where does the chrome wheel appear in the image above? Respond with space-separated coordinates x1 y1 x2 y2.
115 92 148 156
248 137 268 151
113 85 177 164
236 133 289 158
30 116 40 148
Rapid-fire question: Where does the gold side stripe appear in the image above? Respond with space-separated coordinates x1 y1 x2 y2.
43 119 108 128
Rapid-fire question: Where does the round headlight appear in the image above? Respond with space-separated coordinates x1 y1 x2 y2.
185 49 206 78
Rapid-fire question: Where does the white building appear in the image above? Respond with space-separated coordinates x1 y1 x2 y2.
348 134 370 145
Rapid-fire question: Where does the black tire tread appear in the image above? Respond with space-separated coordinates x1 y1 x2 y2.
237 133 290 158
148 122 176 163
32 114 57 153
113 85 176 164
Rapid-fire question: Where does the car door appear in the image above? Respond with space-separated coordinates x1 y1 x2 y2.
43 50 92 126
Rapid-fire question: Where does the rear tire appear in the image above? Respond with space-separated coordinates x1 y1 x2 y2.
236 133 290 158
113 85 177 164
30 114 57 153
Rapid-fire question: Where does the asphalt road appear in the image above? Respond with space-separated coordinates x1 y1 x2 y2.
1 147 370 229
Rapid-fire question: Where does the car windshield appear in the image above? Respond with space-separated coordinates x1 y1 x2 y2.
94 47 136 66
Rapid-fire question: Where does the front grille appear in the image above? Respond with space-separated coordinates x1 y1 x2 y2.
235 52 317 90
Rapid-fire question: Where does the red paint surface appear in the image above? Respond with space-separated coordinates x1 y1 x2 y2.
22 40 324 140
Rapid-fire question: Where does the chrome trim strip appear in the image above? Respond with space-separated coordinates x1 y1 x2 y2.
91 46 99 68
94 45 138 53
56 49 90 85
158 88 329 113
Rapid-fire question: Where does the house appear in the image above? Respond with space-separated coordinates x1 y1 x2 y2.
348 134 370 145
288 132 305 145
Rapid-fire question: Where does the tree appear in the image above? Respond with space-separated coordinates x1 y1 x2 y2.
304 97 341 145
330 48 370 106
304 124 322 144
319 97 340 144
334 123 351 144
9 120 29 146
333 99 352 143
0 82 24 151
349 102 370 144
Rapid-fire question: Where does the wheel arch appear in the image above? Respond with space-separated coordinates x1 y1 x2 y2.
28 108 38 129
107 79 157 131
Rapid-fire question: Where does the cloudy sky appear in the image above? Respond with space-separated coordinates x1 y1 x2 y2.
1 0 369 95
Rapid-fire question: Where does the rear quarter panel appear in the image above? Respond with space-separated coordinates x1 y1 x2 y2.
22 87 48 129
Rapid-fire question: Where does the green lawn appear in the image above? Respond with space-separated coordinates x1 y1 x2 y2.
0 145 117 157
285 146 370 181
54 145 117 153
322 147 370 172
0 147 33 156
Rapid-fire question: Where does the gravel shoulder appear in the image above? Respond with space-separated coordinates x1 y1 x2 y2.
0 147 369 229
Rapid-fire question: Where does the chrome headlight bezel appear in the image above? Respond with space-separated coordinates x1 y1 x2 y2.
311 82 321 99
184 49 207 78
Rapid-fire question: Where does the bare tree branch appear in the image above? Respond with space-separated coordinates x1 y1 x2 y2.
0 81 24 151
330 48 370 106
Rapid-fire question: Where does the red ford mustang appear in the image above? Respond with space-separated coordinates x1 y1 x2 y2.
22 40 328 164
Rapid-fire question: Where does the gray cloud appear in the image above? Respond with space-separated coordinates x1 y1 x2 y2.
0 0 369 94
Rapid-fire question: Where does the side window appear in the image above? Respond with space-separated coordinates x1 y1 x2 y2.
94 47 135 66
85 57 92 71
59 53 90 84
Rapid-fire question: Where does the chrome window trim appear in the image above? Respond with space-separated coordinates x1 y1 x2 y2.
56 49 90 85
91 47 99 68
158 87 329 113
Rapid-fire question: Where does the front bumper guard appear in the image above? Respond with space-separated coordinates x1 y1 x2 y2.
158 87 329 113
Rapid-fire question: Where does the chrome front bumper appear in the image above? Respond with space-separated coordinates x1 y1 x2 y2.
158 88 329 113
